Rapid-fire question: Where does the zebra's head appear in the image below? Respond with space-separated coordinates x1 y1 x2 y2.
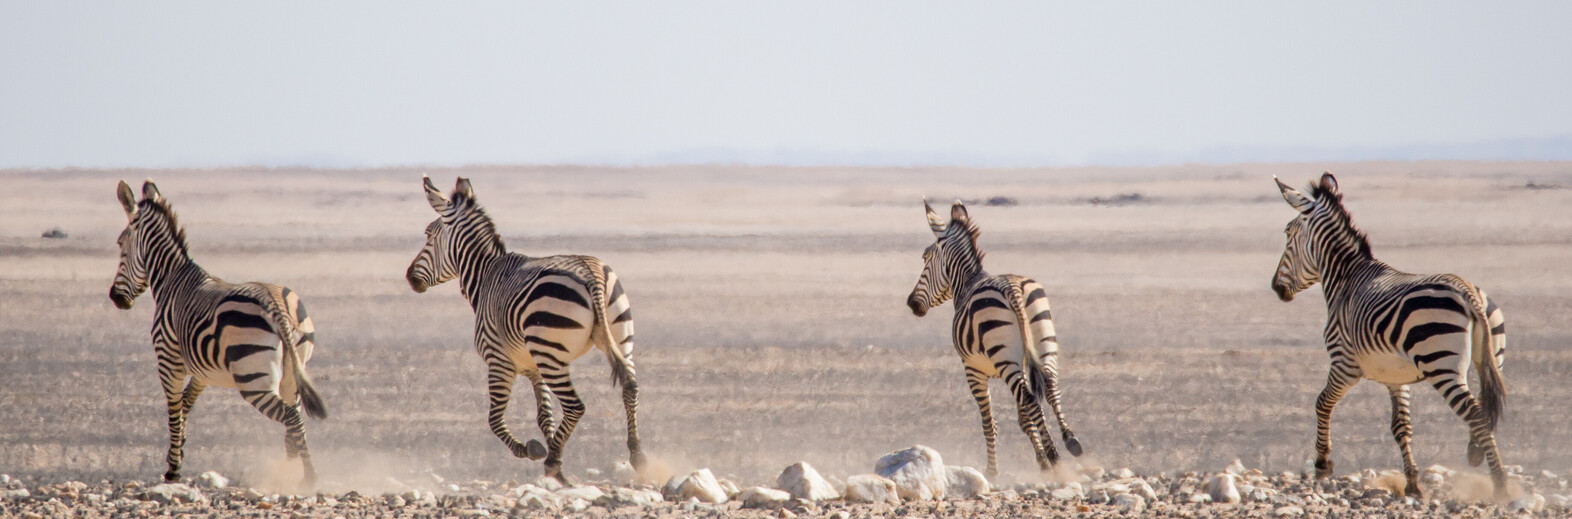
407 175 493 293
1272 173 1352 302
110 180 169 309
908 198 977 317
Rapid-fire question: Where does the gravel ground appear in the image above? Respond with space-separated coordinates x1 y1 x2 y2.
4 458 1570 518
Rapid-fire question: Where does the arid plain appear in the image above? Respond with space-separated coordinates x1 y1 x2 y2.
2 163 1571 509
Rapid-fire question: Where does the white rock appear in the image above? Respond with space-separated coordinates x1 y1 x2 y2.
1225 459 1247 475
843 474 899 504
585 468 602 477
776 462 840 501
1113 467 1136 479
565 498 590 512
1135 480 1158 501
945 466 991 499
874 445 947 501
740 487 792 509
1082 465 1106 479
195 471 228 489
533 477 563 492
1543 470 1559 480
675 469 728 503
611 461 640 485
2 488 29 501
1508 494 1546 513
1204 474 1240 503
1548 494 1572 509
1050 487 1080 501
1188 492 1212 504
718 478 741 498
1111 493 1145 510
518 493 557 510
1274 505 1305 517
143 483 204 504
555 485 604 503
595 487 662 508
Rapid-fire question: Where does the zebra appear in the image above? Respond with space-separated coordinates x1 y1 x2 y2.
1272 173 1509 499
906 198 1083 477
109 180 327 485
406 175 643 483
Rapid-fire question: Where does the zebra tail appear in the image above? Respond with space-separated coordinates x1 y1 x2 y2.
1474 305 1505 432
591 272 634 388
1007 284 1048 404
263 295 328 420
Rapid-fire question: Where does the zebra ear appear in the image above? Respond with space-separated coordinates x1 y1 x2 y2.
924 198 946 237
140 180 162 203
950 200 969 224
1319 172 1339 195
453 177 474 203
1275 176 1314 213
422 174 449 213
117 180 137 219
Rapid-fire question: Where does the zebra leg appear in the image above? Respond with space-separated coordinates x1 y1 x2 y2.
522 370 553 461
543 372 586 484
621 371 645 471
177 379 205 423
1313 366 1359 480
484 362 537 460
158 348 189 482
1430 376 1509 499
239 389 315 485
1386 384 1422 498
964 367 1000 478
1038 354 1083 457
1004 363 1058 470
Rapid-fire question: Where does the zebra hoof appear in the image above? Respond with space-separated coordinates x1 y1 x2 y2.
524 440 548 461
1467 442 1485 467
163 471 181 483
1065 437 1084 457
1314 459 1334 480
630 451 647 471
1404 480 1422 500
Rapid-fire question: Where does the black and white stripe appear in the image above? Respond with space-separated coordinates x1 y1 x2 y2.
110 180 327 485
1273 173 1509 499
906 199 1083 477
407 175 642 484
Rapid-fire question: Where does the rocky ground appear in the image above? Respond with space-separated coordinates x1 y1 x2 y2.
4 452 1570 518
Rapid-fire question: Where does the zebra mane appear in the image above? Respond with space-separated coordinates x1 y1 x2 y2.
948 214 985 264
138 197 190 256
1308 182 1372 258
452 193 507 253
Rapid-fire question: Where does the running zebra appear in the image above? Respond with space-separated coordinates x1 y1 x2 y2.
109 180 327 485
406 176 643 483
1272 173 1509 499
906 199 1083 477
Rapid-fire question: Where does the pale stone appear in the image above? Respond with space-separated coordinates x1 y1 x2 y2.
195 471 228 490
874 445 947 501
740 487 791 509
1113 467 1136 479
1508 494 1546 513
1112 493 1145 510
611 461 640 485
594 487 662 508
776 462 840 501
533 477 563 492
675 469 728 504
143 483 204 505
1204 474 1240 503
719 478 741 498
944 466 990 499
555 485 604 503
1274 505 1305 517
843 474 899 504
1225 459 1247 475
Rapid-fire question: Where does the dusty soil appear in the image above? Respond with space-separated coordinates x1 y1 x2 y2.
2 162 1571 517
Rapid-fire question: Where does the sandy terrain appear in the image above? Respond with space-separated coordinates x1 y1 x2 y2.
2 162 1571 516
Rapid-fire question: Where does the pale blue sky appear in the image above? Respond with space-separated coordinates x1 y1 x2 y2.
2 2 1570 168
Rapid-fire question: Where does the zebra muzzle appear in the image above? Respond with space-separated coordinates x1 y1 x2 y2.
110 290 135 309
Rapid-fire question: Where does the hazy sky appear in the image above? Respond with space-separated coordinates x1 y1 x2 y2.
2 2 1570 168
